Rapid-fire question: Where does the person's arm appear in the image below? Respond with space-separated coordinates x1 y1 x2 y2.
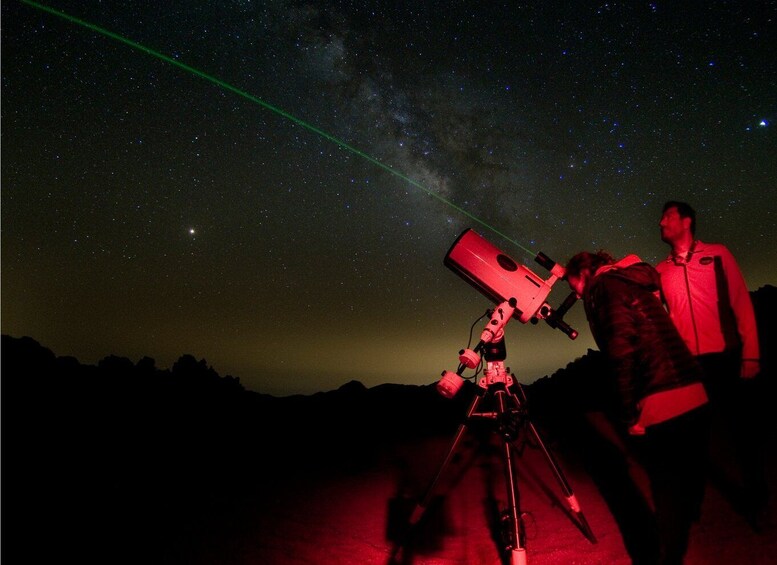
720 247 760 378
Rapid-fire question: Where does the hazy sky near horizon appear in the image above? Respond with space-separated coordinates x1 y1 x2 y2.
3 1 776 395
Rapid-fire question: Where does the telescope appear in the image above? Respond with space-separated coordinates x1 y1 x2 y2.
444 229 578 339
408 230 596 563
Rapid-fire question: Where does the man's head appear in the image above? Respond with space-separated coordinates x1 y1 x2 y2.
659 201 696 245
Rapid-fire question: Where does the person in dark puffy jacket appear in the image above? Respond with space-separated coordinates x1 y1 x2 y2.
565 250 709 565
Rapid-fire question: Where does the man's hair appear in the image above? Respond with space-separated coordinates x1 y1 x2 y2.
565 250 615 280
663 200 696 235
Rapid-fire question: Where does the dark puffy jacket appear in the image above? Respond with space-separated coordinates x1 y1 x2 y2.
584 261 704 425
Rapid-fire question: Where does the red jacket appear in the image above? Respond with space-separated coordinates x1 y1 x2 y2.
655 240 759 362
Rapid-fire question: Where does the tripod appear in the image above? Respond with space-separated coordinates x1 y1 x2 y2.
409 338 596 565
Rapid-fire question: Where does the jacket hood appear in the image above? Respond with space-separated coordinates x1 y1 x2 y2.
594 254 660 292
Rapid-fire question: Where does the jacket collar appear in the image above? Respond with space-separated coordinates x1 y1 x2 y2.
594 254 643 277
664 239 701 264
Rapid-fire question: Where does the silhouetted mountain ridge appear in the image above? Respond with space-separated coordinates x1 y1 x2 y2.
3 285 775 449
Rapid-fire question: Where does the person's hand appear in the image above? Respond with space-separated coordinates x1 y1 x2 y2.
741 359 760 379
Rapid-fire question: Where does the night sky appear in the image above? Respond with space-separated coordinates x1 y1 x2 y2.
3 1 776 396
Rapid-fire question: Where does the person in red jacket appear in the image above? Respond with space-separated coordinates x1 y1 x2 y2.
566 250 709 565
657 201 768 531
656 201 760 375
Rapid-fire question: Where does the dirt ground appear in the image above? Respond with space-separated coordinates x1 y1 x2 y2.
154 426 777 565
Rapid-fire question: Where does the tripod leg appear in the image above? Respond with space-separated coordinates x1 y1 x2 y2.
524 415 597 543
409 391 483 526
495 389 528 565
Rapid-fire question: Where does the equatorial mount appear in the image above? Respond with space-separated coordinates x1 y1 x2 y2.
437 298 523 399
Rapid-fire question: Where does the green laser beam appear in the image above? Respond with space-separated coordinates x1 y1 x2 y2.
21 0 535 257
